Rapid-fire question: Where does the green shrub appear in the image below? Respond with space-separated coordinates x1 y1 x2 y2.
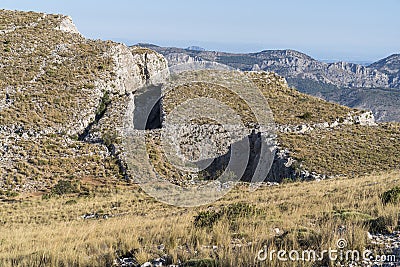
381 186 400 205
332 210 372 221
281 177 297 184
194 210 221 228
297 112 312 120
42 194 51 200
367 216 397 234
95 91 111 120
224 202 257 218
50 180 80 196
194 203 258 228
0 190 19 198
273 228 322 250
64 199 77 205
103 130 118 147
85 83 95 89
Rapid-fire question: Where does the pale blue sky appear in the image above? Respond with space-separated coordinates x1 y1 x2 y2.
1 0 399 62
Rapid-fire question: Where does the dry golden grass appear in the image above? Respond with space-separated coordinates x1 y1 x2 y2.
279 123 400 176
0 171 399 266
163 82 258 127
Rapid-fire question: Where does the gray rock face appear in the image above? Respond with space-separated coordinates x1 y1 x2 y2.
326 62 389 88
251 51 390 88
130 46 170 85
278 110 376 134
56 15 81 35
162 52 204 66
106 44 148 95
83 46 169 144
369 54 400 88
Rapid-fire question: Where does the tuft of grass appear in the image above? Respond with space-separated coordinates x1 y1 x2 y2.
64 199 77 205
194 203 262 228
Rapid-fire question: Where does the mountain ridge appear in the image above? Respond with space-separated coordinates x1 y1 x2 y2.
137 43 398 88
137 43 400 122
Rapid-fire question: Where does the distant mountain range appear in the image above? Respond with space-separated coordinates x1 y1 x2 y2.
137 43 400 122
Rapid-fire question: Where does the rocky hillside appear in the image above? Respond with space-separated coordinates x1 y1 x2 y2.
0 10 168 195
1 10 400 198
139 44 400 122
369 54 400 85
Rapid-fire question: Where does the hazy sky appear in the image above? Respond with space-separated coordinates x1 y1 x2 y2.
1 0 399 62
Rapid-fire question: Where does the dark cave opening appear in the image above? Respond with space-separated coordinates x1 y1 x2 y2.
133 85 162 130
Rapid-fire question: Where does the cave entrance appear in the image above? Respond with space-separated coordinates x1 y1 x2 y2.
133 85 162 130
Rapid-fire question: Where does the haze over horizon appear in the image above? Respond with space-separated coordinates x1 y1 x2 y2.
1 0 399 62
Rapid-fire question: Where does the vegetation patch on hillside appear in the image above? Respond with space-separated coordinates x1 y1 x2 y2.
247 72 354 125
279 123 400 176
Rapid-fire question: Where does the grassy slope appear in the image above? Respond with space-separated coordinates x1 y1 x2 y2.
280 123 400 176
247 72 354 125
0 172 399 266
0 10 114 129
248 72 400 178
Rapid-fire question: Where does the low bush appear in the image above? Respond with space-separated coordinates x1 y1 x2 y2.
297 111 313 120
193 210 221 228
381 186 400 205
367 216 398 234
51 180 80 196
194 203 258 228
